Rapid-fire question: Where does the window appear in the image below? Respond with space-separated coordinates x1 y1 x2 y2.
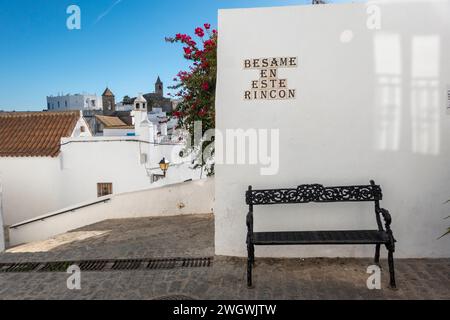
136 103 140 109
47 102 50 109
57 101 60 108
91 100 96 107
65 100 68 107
80 126 86 133
97 183 113 197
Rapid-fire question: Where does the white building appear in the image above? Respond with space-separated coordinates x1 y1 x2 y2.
215 1 450 259
0 111 91 228
0 105 200 243
47 93 102 111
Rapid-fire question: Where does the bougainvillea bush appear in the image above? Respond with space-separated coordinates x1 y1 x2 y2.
166 24 217 176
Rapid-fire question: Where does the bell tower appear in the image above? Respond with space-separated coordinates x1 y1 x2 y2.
155 76 163 96
102 87 116 113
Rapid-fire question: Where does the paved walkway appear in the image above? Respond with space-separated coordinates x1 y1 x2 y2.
0 215 449 300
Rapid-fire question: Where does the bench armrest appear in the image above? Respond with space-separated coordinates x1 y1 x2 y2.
246 210 254 243
378 208 392 227
378 208 396 250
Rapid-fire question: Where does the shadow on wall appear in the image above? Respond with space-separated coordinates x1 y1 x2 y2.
373 32 441 155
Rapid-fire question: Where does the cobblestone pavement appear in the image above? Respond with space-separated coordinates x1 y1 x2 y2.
1 214 214 263
0 215 449 300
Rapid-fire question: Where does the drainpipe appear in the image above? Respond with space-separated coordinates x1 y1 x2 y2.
0 179 5 252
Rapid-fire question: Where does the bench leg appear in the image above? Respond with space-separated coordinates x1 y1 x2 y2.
247 243 253 288
374 244 381 265
388 249 396 289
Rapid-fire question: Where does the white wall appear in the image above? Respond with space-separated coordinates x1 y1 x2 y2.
103 128 135 136
59 137 201 208
9 178 214 246
0 136 200 229
47 94 102 111
0 157 63 226
215 1 450 258
0 180 5 252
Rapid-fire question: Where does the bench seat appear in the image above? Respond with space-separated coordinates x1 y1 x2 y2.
253 230 389 245
245 181 397 288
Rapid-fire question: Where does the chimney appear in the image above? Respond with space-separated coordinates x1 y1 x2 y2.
139 120 154 144
161 122 168 136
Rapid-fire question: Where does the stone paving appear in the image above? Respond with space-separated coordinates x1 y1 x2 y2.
0 214 449 300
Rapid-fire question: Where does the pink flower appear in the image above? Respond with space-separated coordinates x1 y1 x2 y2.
183 47 192 55
201 82 209 91
204 23 211 30
194 50 204 59
198 108 207 117
195 27 205 38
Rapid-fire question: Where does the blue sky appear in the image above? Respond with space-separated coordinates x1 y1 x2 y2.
0 0 362 111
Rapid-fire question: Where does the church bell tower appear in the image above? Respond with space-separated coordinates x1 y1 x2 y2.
155 76 163 96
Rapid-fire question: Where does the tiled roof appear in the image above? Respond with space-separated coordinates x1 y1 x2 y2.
95 115 128 128
0 111 80 158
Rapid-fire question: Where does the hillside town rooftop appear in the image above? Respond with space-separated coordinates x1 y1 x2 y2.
0 111 81 157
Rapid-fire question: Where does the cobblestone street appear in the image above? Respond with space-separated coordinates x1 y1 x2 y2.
0 215 449 300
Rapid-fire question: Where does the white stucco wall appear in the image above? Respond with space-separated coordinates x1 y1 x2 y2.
103 128 135 136
0 157 63 226
215 1 450 258
0 181 5 252
59 137 201 208
9 178 214 246
47 94 102 111
0 136 200 229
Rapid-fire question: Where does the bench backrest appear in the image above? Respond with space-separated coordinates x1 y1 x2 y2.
246 181 382 206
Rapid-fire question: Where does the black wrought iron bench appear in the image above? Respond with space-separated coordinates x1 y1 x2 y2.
245 180 397 288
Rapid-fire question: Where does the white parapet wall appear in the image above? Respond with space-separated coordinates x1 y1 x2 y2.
9 178 214 246
215 1 450 258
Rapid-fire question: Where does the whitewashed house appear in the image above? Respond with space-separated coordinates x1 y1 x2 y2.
47 93 102 111
0 111 92 228
0 101 200 246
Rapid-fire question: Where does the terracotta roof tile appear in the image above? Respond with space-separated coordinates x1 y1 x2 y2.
0 111 80 158
95 115 128 128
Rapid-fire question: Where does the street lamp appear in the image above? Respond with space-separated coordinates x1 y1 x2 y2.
159 157 170 177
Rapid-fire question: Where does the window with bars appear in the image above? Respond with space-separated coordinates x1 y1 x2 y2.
97 183 113 197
